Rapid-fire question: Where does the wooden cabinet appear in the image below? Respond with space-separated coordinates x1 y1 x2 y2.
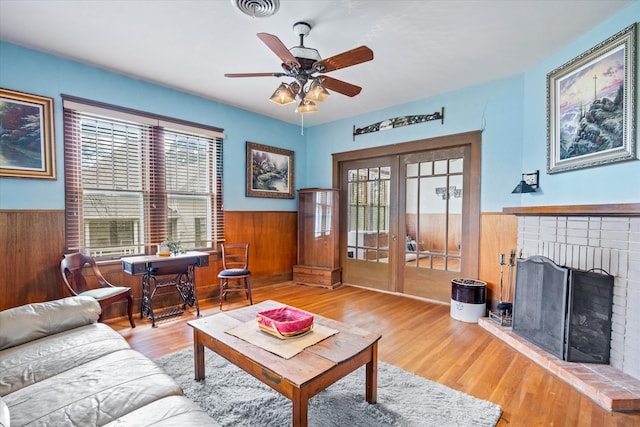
293 188 341 289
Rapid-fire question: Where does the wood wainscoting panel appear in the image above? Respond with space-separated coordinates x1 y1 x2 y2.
223 210 297 286
2 209 505 318
0 210 67 311
1 209 298 320
479 212 518 311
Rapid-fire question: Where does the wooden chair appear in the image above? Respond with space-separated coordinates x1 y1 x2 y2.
60 253 136 327
217 243 252 310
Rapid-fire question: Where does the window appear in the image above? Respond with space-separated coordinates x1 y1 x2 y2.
62 96 224 259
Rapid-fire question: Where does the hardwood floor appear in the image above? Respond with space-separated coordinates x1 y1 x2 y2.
105 283 640 426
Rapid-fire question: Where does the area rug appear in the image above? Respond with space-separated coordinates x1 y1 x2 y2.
156 348 502 427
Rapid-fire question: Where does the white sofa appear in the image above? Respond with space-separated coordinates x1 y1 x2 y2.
0 296 218 426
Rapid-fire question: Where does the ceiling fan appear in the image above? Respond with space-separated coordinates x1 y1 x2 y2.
224 21 374 113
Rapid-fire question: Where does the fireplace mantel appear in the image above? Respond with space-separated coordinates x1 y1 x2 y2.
503 203 640 216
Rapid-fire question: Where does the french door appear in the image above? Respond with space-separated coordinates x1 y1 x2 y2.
336 132 480 302
341 155 398 292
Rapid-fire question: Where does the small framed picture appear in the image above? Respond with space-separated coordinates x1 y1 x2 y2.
547 24 637 173
246 141 294 199
0 88 56 179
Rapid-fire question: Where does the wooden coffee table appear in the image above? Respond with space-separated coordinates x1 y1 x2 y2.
188 300 381 427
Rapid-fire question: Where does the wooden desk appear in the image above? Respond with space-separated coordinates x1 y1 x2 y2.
121 251 208 327
188 300 381 427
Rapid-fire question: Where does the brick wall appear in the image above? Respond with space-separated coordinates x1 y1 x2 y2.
517 215 640 380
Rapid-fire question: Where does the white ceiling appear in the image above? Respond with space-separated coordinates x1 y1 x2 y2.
0 0 633 127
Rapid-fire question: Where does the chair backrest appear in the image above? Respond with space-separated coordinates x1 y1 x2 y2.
221 243 249 271
60 253 111 295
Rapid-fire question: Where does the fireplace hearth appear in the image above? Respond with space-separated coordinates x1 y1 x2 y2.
481 208 640 409
512 255 613 364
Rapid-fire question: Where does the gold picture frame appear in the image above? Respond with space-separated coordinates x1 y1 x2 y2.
547 24 637 174
0 88 56 179
246 141 294 199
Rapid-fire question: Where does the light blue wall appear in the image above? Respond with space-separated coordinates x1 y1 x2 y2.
305 2 640 211
304 74 525 212
1 2 638 213
0 42 305 211
520 3 640 206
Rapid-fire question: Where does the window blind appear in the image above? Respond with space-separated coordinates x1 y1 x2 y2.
62 96 224 259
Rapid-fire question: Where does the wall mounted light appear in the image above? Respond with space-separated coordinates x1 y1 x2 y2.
512 170 539 194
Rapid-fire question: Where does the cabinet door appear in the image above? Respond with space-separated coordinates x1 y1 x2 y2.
298 189 339 268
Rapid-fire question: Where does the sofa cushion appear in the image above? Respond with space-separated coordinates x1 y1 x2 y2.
0 396 8 427
0 296 100 351
4 349 184 426
104 395 220 426
0 322 129 396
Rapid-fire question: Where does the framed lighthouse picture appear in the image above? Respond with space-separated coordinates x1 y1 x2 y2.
547 24 636 174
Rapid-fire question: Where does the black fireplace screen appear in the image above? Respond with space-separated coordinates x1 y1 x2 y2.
566 269 614 363
512 256 613 364
512 256 569 359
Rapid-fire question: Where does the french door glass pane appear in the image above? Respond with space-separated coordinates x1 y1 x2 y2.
346 167 390 263
448 174 463 257
404 157 463 272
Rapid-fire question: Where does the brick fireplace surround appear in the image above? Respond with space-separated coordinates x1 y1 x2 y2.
479 204 640 411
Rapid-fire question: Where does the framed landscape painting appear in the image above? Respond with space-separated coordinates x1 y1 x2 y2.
547 24 637 174
0 88 56 179
246 141 294 199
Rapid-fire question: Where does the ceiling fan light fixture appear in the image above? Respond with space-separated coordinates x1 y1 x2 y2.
295 99 318 114
269 83 296 105
289 81 301 96
305 80 330 102
224 20 374 116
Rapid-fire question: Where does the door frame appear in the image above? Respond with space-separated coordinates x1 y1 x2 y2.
332 130 482 285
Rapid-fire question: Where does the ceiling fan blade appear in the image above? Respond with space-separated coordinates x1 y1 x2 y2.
257 33 301 69
319 76 362 97
224 72 285 77
313 46 373 73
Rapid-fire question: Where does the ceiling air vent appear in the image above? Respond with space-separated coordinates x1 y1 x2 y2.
232 0 280 18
